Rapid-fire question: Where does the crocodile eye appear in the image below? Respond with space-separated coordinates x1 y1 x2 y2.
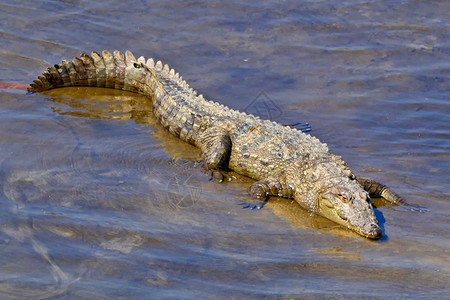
338 193 351 203
133 62 141 69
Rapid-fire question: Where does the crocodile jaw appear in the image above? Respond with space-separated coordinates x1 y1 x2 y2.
319 190 382 239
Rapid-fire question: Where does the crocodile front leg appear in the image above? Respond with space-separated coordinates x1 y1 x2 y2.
197 126 232 181
243 177 292 210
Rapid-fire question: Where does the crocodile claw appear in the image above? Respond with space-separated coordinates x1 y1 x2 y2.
210 170 224 183
239 201 265 210
288 122 312 133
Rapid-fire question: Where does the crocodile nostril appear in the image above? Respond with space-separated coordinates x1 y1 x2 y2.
368 223 382 239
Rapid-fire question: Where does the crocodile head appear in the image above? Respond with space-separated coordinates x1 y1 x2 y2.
318 179 381 239
293 160 382 239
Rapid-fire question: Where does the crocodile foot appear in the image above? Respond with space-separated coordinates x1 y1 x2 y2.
210 170 225 182
239 199 266 210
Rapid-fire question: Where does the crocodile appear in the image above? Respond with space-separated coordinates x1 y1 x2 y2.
28 50 414 239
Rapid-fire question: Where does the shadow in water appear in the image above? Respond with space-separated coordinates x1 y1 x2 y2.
373 206 388 241
42 86 387 241
43 86 202 161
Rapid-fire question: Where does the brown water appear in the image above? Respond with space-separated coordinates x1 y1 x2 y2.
1 1 449 299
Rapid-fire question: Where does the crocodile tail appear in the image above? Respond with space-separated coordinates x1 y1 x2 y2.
27 50 140 93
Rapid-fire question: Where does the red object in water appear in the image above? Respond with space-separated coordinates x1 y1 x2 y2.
0 81 29 90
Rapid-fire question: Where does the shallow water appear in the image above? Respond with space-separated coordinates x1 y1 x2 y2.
1 0 449 299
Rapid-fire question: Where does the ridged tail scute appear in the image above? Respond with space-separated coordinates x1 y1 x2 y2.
72 57 88 86
27 50 144 93
112 50 126 89
27 50 230 147
91 51 106 87
124 50 138 92
80 52 97 87
54 62 71 86
102 50 116 88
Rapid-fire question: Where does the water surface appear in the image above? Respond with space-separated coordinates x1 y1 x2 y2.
1 0 449 299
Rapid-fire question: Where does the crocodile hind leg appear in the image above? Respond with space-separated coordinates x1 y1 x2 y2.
357 177 406 205
357 177 426 212
197 126 232 182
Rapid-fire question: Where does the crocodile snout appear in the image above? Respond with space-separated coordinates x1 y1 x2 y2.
365 223 382 239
